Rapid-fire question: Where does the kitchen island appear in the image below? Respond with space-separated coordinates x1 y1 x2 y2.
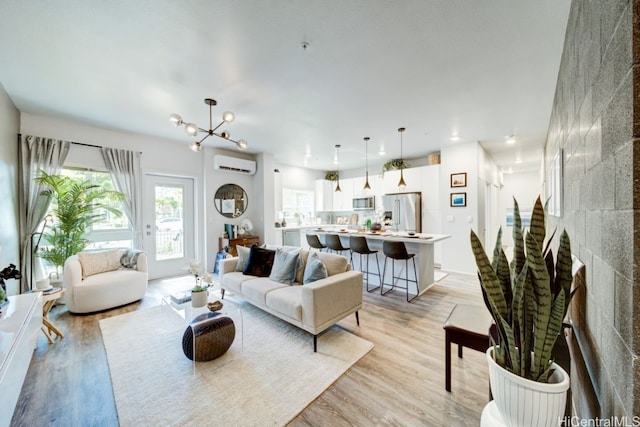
309 230 450 296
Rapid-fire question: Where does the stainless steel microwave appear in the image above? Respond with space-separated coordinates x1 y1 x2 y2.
352 196 375 210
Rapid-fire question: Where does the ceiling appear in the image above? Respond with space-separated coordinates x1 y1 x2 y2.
0 0 570 173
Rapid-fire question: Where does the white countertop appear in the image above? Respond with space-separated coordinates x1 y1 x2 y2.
312 229 450 244
275 224 348 231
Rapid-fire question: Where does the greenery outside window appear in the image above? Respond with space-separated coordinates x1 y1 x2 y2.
39 168 132 278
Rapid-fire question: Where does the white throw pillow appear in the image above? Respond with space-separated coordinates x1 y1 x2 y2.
77 249 124 278
235 245 252 272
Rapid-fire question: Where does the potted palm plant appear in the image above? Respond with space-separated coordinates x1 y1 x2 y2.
470 196 573 427
35 171 124 279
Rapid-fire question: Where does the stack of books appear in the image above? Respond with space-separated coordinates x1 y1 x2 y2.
170 290 192 304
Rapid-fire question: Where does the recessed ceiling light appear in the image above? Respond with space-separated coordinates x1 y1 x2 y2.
450 134 460 142
506 135 516 144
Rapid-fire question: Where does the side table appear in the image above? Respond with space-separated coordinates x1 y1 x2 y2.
41 289 66 344
161 295 243 368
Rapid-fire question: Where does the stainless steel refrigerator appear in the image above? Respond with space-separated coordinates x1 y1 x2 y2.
382 192 422 232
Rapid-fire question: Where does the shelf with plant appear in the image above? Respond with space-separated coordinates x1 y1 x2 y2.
324 171 339 181
381 159 409 175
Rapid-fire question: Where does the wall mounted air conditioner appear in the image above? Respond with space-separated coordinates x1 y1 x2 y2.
213 154 257 175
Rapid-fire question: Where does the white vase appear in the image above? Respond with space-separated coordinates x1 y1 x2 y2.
486 347 570 427
191 290 208 307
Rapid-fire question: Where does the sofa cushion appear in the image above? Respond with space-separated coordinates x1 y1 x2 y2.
242 277 288 305
317 251 350 276
269 248 300 285
266 286 303 321
243 246 276 277
221 271 256 294
303 252 328 284
235 245 252 272
77 249 124 278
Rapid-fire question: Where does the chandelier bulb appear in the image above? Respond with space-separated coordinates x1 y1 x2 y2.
220 131 231 139
190 141 201 152
185 122 198 136
236 140 248 151
222 111 235 123
169 113 183 126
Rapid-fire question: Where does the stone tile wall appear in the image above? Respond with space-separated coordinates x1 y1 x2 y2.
545 0 638 418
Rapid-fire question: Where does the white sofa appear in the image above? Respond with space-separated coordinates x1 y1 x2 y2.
63 250 148 314
220 248 363 351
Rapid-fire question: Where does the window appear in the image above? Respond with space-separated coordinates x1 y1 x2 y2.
282 188 314 224
45 168 132 250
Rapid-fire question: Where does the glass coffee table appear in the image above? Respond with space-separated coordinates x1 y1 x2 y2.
161 294 243 367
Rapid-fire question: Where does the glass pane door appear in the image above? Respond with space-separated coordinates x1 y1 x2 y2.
144 174 195 279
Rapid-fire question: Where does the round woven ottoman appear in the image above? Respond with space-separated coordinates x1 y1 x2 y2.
182 312 236 361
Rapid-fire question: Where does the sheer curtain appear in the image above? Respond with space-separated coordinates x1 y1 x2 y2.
19 135 70 292
101 147 143 249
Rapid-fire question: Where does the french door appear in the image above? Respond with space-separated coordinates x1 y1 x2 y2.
143 174 195 279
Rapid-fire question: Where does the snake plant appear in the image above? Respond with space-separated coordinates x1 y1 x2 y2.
470 196 573 382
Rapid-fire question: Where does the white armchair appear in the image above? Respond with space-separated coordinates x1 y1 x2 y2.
63 249 148 313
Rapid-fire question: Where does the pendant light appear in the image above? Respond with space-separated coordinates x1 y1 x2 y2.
363 137 371 190
334 144 342 192
397 127 407 188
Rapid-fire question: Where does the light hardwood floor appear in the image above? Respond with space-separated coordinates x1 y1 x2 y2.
12 271 490 426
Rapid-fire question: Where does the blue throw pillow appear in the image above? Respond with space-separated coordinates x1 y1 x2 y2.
303 252 328 284
269 248 300 285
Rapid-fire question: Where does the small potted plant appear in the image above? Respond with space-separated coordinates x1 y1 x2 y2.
381 159 409 175
0 264 21 310
470 196 574 427
186 260 212 307
324 171 339 181
190 283 208 308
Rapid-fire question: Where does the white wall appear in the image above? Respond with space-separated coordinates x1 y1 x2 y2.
439 141 500 274
440 142 479 274
0 83 21 295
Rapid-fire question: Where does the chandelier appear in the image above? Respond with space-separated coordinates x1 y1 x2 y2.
169 98 248 152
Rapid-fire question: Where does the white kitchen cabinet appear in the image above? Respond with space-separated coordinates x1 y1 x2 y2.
314 179 334 211
332 177 354 211
383 167 421 193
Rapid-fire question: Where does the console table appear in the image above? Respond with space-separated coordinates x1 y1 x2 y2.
222 235 260 256
0 293 43 426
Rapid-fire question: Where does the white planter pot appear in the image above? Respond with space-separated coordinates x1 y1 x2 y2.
486 347 570 427
191 290 208 307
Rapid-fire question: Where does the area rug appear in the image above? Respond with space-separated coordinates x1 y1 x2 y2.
99 299 373 427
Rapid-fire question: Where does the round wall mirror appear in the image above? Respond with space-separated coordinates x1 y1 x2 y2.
214 184 248 218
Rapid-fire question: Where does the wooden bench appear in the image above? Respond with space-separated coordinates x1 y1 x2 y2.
443 303 492 392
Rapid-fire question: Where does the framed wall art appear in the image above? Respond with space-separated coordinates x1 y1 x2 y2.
450 172 467 187
547 149 563 217
450 192 467 207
